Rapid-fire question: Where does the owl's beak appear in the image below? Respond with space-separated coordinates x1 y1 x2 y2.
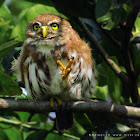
41 26 49 38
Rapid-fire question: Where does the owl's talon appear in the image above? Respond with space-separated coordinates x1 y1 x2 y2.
56 98 63 106
50 97 55 108
66 58 74 69
57 60 65 71
57 59 74 80
49 97 63 107
65 68 71 77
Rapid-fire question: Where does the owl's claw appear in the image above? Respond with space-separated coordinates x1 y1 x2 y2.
49 97 63 108
56 98 63 106
57 58 74 80
50 97 55 108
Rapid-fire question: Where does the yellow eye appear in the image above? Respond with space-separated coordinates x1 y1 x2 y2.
33 23 40 31
51 23 59 30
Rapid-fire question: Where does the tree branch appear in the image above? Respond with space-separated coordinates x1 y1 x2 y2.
114 116 140 129
0 98 140 120
121 1 140 102
78 17 129 85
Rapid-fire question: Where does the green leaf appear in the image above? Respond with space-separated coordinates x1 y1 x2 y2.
0 130 9 140
38 113 48 122
7 0 34 16
30 113 43 123
66 121 85 138
131 35 140 44
0 0 5 7
11 4 67 41
26 130 47 140
27 113 48 128
46 132 69 140
95 0 111 19
0 4 14 45
0 71 22 96
80 130 94 140
133 16 140 36
0 4 13 21
0 123 22 140
95 86 108 101
137 74 140 99
96 1 128 30
24 0 53 5
116 123 130 133
106 56 122 103
122 3 132 14
96 6 122 30
16 112 30 122
0 39 21 58
96 64 107 86
74 113 93 130
0 64 5 72
0 111 20 121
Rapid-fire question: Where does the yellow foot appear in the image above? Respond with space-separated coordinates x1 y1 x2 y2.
49 97 63 108
56 98 63 106
57 58 74 80
50 97 55 108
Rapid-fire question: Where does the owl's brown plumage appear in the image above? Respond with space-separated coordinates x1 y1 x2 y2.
13 14 97 131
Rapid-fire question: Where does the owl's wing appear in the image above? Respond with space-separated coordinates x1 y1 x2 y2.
12 43 35 83
66 50 97 100
69 58 96 100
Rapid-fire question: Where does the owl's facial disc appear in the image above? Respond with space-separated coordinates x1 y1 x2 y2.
26 20 63 46
32 22 59 39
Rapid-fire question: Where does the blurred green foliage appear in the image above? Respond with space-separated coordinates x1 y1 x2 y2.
0 0 140 139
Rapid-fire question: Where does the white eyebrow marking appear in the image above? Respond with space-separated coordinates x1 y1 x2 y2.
33 21 42 26
47 19 60 25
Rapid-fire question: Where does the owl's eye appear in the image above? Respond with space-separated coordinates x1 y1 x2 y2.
33 23 40 31
51 23 59 30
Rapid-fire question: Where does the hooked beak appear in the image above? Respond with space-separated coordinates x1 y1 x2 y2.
41 26 49 38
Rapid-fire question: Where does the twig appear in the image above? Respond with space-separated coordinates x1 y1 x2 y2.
0 125 13 129
78 17 129 85
53 130 80 140
0 116 37 129
0 98 140 120
0 116 80 140
114 116 140 129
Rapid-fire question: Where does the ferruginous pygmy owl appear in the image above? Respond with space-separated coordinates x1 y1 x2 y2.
12 14 97 131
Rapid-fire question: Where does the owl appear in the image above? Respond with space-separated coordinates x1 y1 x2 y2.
12 14 97 131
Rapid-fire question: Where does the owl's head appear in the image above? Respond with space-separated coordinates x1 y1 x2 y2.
25 14 72 46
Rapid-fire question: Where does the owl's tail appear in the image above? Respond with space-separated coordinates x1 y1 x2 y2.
55 111 73 131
